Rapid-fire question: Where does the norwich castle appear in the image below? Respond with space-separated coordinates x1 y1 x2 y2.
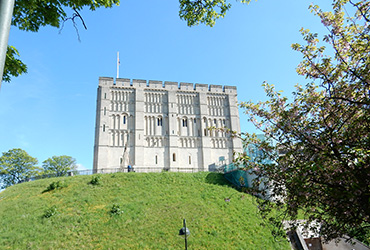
93 77 242 172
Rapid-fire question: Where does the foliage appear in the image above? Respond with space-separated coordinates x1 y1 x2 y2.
43 180 67 193
3 0 120 82
110 204 124 216
89 174 102 185
0 148 40 188
3 46 27 83
42 155 77 177
42 205 58 218
12 0 119 33
239 0 370 243
0 172 290 249
179 0 251 27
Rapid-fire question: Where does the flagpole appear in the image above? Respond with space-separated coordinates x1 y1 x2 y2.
117 51 120 79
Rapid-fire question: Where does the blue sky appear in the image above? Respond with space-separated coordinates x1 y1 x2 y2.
0 0 331 169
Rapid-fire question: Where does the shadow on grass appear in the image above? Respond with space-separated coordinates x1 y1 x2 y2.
205 172 233 187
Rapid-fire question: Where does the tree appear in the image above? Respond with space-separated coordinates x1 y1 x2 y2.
179 0 250 27
3 0 120 82
42 155 77 177
0 148 40 188
4 0 249 82
239 0 370 243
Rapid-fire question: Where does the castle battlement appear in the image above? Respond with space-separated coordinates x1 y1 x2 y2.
99 77 237 94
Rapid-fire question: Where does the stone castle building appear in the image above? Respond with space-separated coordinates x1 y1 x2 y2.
93 77 242 172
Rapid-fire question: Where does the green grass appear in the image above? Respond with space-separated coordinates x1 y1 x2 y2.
0 172 290 249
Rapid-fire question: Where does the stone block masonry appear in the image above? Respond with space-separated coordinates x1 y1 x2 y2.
93 77 243 172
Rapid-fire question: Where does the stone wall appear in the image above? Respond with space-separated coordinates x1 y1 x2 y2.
93 77 242 172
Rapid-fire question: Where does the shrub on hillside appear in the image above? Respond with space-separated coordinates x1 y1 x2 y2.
42 206 57 218
43 181 67 193
89 175 102 186
110 204 124 216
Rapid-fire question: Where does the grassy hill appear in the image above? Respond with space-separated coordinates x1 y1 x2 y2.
0 172 290 249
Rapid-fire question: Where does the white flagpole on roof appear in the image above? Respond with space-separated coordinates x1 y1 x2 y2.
117 51 120 79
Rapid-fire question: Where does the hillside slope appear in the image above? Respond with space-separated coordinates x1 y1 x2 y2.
0 172 290 249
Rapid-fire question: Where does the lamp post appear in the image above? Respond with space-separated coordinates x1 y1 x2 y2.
179 218 190 250
0 0 15 87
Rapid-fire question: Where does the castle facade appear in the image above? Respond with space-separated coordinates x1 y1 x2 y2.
93 77 242 172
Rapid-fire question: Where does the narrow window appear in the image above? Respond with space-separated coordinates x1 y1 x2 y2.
182 119 188 127
155 155 158 165
173 153 176 162
157 118 162 126
214 119 217 124
194 119 196 123
123 116 126 124
104 93 107 99
189 156 191 165
204 129 207 136
104 107 106 115
103 124 106 132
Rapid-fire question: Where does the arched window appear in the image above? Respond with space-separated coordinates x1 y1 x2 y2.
157 117 163 126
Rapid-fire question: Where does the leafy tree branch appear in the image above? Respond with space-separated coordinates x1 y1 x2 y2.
239 0 370 243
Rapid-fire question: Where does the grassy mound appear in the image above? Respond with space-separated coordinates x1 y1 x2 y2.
0 172 290 249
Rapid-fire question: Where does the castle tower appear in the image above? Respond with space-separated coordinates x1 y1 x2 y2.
93 77 243 172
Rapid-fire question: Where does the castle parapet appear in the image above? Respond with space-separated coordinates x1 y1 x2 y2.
116 78 131 87
148 80 163 88
209 85 223 93
99 77 114 86
100 77 236 93
180 82 194 91
224 85 237 94
194 83 208 91
132 79 147 88
164 81 178 90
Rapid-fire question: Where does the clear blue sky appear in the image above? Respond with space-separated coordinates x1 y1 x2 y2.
0 0 331 170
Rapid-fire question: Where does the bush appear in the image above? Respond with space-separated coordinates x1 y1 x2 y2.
89 175 102 186
42 206 57 218
110 204 123 216
43 181 67 193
